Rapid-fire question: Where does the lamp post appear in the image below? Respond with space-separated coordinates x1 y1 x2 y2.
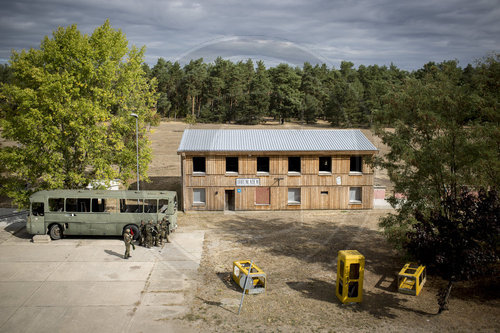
130 113 139 191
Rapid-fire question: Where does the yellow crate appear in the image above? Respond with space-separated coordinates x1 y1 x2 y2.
398 263 426 296
336 250 365 303
232 260 266 294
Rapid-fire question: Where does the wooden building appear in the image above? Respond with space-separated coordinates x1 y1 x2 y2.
177 129 378 211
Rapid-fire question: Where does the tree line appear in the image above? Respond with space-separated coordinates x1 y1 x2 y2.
141 57 408 126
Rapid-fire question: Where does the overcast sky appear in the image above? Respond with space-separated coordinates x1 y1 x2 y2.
0 0 499 70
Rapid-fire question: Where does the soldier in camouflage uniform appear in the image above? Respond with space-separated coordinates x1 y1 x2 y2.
145 221 153 248
123 229 132 259
139 220 146 247
152 221 159 246
157 220 164 246
162 217 171 244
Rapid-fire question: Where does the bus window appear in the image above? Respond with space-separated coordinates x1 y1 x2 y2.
32 202 44 216
144 199 158 213
159 199 169 213
92 198 105 212
49 198 64 212
66 198 91 212
104 199 117 213
120 199 143 213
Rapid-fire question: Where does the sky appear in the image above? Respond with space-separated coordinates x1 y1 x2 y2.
0 0 499 70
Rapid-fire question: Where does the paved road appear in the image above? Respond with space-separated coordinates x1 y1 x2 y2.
0 209 203 333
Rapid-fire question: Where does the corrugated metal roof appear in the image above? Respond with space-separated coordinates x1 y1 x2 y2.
177 129 378 152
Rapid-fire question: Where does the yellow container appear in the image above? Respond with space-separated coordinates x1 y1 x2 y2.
232 260 267 294
398 263 426 296
336 250 365 303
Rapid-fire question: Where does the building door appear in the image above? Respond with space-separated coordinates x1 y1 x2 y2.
225 190 235 211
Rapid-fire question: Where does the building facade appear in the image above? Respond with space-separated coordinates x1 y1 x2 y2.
177 129 378 211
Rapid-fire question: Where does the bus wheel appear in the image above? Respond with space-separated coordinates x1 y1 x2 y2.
49 224 62 240
125 225 140 241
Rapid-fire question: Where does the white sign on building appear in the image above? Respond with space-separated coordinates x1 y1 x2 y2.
236 178 260 186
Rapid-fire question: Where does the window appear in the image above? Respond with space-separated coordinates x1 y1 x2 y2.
350 156 363 173
120 199 144 213
66 198 91 212
193 157 206 173
226 157 238 173
288 188 301 204
349 187 362 203
321 191 329 195
31 202 44 216
91 198 106 212
319 157 331 173
93 198 118 213
255 187 270 205
257 157 269 173
158 199 169 213
48 198 64 212
104 199 118 213
144 199 158 213
288 157 301 173
193 188 206 204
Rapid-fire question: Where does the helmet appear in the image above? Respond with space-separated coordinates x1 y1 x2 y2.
125 229 130 233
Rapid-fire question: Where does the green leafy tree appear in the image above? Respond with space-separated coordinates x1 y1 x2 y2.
245 60 272 124
373 58 499 312
182 58 207 119
0 21 158 207
269 63 302 123
406 189 499 313
300 62 324 124
326 61 364 127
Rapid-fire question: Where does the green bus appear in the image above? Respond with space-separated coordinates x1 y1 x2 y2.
26 190 178 240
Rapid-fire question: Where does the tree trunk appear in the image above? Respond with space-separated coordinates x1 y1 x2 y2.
191 96 195 117
437 280 453 314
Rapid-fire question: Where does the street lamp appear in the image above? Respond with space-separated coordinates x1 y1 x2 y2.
130 113 139 191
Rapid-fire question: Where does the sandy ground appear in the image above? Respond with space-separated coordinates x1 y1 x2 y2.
148 120 499 332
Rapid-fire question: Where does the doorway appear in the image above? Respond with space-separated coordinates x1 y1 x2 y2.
225 190 235 211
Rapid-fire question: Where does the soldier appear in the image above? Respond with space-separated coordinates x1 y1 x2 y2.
157 220 163 246
139 220 146 246
145 221 153 248
162 217 171 244
152 221 159 246
123 228 132 259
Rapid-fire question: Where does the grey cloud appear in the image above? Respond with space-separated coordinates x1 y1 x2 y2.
0 0 498 69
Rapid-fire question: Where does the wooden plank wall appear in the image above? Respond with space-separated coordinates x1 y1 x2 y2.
181 154 375 211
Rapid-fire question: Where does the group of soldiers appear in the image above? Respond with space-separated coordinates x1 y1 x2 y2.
138 217 171 248
123 217 171 259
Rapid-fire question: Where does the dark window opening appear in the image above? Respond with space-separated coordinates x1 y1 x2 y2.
350 156 363 173
120 199 144 213
159 199 169 213
91 198 106 212
349 263 360 279
288 157 301 173
257 157 269 173
31 202 44 216
144 199 158 213
348 282 359 297
319 157 331 172
193 157 206 173
66 198 91 212
321 191 328 195
49 198 64 212
226 157 238 173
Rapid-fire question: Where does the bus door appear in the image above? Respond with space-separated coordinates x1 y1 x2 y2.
64 198 91 235
28 201 45 235
90 198 117 236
